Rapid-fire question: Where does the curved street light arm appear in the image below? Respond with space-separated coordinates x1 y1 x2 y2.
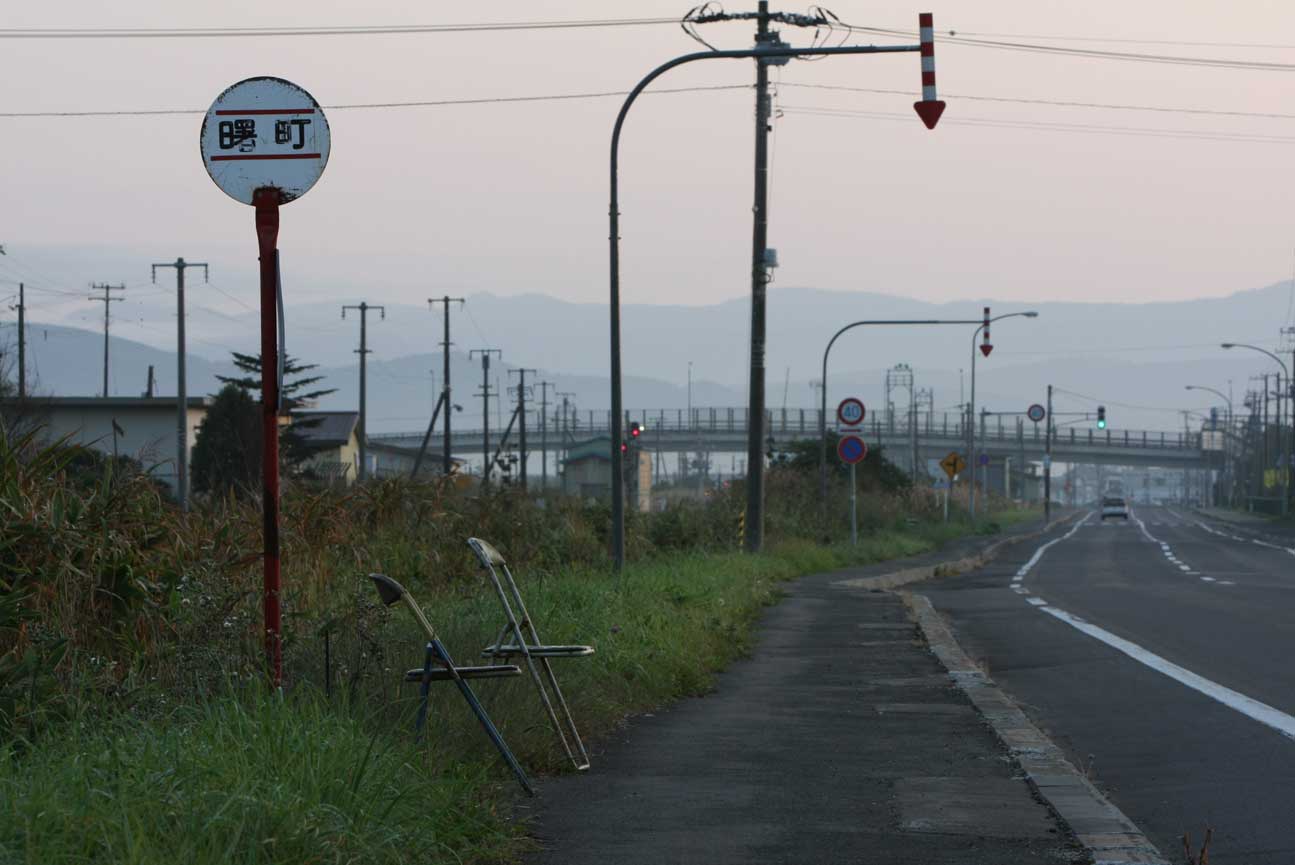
816 319 979 509
609 40 923 570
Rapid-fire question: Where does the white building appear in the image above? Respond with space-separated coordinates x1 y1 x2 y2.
7 396 210 495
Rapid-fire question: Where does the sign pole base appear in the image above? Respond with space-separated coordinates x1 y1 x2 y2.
254 188 282 687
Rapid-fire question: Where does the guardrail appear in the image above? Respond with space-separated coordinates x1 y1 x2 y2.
376 408 1202 452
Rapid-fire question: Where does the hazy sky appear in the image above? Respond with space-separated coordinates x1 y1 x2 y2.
4 0 1295 318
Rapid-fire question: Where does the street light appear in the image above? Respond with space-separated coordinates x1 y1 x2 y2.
608 17 943 571
1221 343 1289 515
968 311 1039 520
1185 384 1234 507
817 319 981 511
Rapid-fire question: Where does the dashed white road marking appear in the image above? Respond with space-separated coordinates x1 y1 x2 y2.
1026 597 1048 607
1012 512 1093 583
1038 604 1295 740
1200 576 1216 582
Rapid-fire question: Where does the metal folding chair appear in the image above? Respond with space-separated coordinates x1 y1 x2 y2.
368 573 533 796
467 537 593 771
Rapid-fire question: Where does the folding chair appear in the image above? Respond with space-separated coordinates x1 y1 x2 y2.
368 573 533 796
467 537 593 771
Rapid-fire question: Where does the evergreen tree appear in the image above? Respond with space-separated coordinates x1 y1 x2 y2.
191 353 337 495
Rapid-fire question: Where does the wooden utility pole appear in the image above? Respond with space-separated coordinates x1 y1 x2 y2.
428 297 465 477
152 258 207 511
470 349 502 484
509 368 536 490
342 301 385 480
88 283 125 397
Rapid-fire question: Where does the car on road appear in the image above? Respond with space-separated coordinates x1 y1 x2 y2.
1100 497 1130 521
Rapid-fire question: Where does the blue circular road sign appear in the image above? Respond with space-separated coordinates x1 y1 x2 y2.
838 434 867 465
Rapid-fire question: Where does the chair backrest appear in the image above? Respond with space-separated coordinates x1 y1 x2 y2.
468 537 507 568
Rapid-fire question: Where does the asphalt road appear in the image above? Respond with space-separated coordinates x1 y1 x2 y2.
920 504 1295 864
522 540 1081 865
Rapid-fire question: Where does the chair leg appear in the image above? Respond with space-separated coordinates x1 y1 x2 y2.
430 639 534 797
516 650 582 770
415 643 436 741
538 656 591 770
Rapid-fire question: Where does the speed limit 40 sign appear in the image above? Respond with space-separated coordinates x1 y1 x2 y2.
837 397 866 427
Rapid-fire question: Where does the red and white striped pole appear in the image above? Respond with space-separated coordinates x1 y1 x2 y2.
913 12 946 130
980 306 993 356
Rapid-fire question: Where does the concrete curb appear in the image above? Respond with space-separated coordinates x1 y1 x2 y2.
833 512 1081 592
902 593 1169 865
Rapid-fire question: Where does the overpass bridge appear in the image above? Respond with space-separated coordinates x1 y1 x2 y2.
371 407 1213 470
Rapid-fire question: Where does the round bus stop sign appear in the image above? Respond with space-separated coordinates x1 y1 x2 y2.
838 434 867 465
200 77 331 205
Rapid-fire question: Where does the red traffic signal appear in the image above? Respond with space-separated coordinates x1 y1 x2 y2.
629 421 642 438
620 441 628 453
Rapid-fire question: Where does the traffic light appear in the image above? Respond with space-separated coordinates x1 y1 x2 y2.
629 422 642 439
1096 405 1107 429
620 440 628 453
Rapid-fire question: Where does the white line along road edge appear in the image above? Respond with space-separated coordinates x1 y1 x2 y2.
1011 511 1091 593
1040 605 1295 741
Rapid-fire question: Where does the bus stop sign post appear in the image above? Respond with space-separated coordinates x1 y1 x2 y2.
201 76 331 686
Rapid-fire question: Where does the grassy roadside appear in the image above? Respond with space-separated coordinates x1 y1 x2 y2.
0 514 1034 865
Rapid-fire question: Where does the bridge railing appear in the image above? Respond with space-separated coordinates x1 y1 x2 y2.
375 408 1202 451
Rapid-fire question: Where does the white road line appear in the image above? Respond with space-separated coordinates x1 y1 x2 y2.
1200 576 1216 582
1026 597 1047 606
1134 514 1199 576
1013 512 1093 581
1039 605 1295 740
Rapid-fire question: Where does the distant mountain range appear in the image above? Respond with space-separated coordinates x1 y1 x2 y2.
4 283 1292 435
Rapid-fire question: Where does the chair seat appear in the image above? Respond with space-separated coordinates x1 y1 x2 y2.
404 664 522 683
482 644 596 659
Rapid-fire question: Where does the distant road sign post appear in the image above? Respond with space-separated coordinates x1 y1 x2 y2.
1027 403 1046 423
939 451 965 523
201 76 330 688
838 433 868 546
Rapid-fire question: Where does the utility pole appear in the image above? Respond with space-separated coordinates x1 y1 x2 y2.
470 349 501 484
11 282 24 398
152 258 208 511
428 297 465 477
744 0 779 554
509 368 536 490
558 391 575 495
88 283 125 398
538 380 554 491
1044 384 1054 522
342 301 385 481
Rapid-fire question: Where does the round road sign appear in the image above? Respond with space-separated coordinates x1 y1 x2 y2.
1027 403 1046 423
201 77 331 205
837 434 867 465
978 453 990 466
837 397 866 426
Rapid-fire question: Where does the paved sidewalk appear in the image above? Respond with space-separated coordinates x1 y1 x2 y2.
520 529 1085 864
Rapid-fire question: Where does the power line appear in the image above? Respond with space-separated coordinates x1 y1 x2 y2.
0 17 678 40
781 105 1295 145
0 83 750 119
780 82 1295 122
844 25 1295 73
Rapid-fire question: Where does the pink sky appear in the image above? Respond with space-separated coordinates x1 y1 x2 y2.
3 0 1295 310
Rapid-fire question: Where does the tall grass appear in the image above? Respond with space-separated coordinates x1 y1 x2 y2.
0 428 1036 863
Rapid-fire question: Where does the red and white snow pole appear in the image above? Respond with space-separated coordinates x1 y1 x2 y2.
913 13 947 130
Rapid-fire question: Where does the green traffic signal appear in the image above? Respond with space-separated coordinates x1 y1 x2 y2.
1096 405 1107 429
